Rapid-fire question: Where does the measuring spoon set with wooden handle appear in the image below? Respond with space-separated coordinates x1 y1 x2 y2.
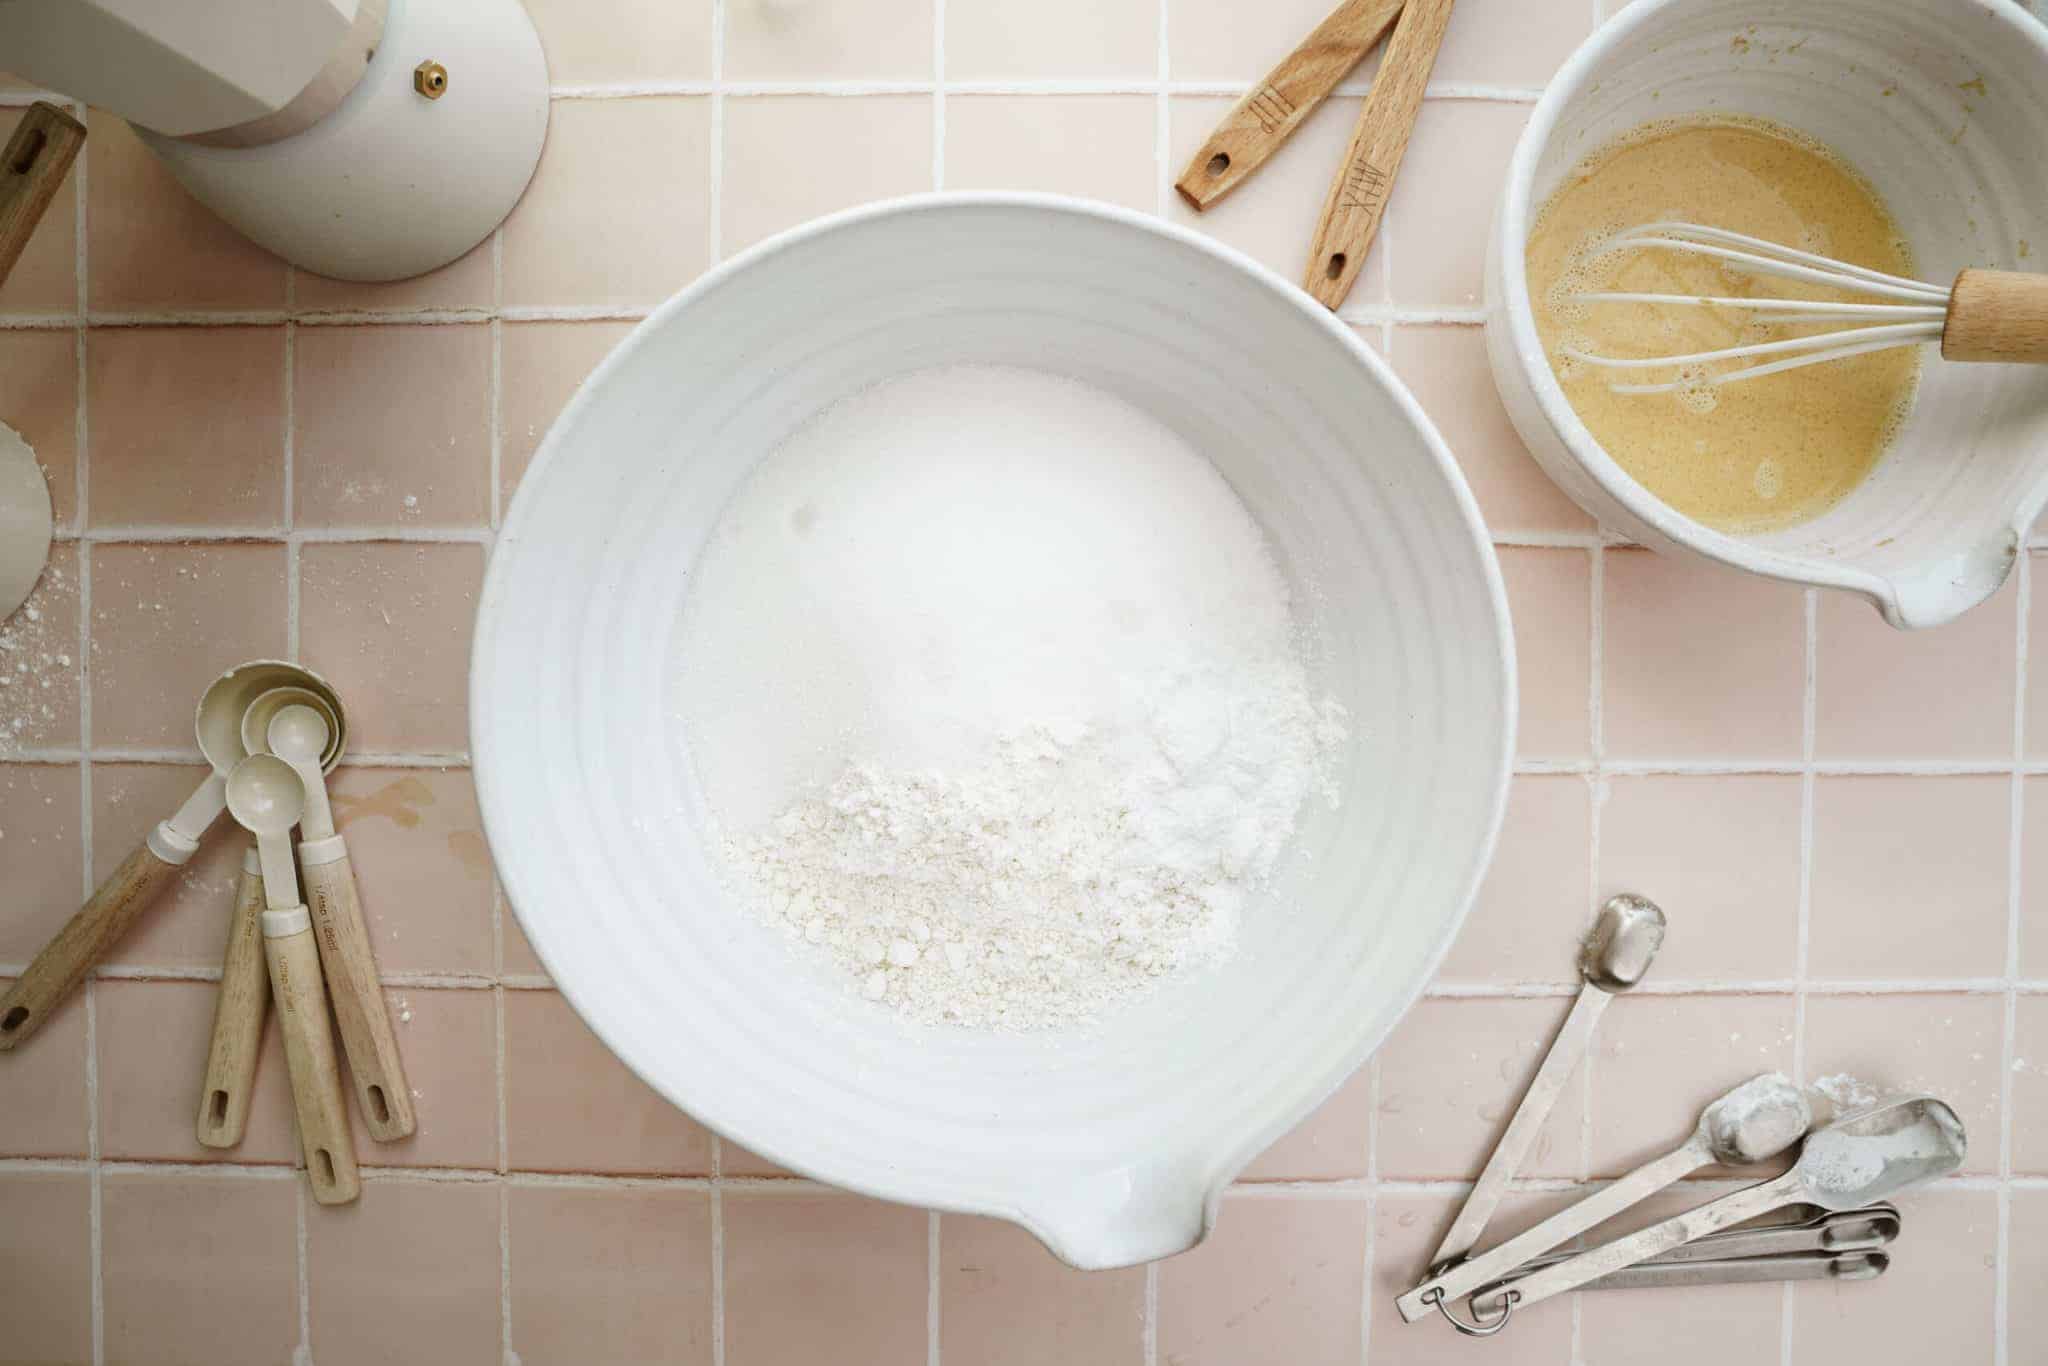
1394 895 1968 1338
1174 0 1454 311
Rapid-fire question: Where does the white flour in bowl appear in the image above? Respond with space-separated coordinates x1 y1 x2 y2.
673 365 1345 1029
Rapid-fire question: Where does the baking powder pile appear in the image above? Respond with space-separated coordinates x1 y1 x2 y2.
674 365 1344 1029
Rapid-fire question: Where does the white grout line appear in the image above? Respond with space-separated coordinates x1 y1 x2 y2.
535 77 1543 102
283 271 300 660
1997 551 2029 1366
295 1180 311 1365
926 1211 942 1366
1142 1262 1159 1366
930 0 946 192
489 231 504 534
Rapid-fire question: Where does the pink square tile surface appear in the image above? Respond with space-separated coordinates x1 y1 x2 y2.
1817 569 2018 759
308 1178 503 1366
1377 997 1585 1180
1432 0 1596 88
939 1214 1145 1365
1598 774 1802 981
85 112 287 311
0 1172 93 1365
0 975 87 1157
1802 993 2005 1174
509 1183 715 1366
100 1171 299 1366
1602 547 1807 759
94 978 298 1165
1807 775 2010 980
947 0 1157 78
0 329 79 527
527 0 714 82
722 1193 928 1366
945 96 1157 210
1394 325 1591 536
2015 1189 2048 1366
1498 546 1592 761
344 987 496 1168
0 547 81 752
1788 1189 1996 1364
2013 994 2048 1175
1239 1062 1373 1180
293 323 491 528
498 320 637 504
86 325 285 529
326 766 494 974
290 239 494 314
86 543 288 748
721 96 933 254
1157 1193 1368 1366
725 0 929 79
501 98 712 308
1169 0 1361 81
299 541 483 753
2027 777 2048 977
0 765 81 959
1586 992 1796 1176
503 988 716 1174
1384 100 1528 309
1437 774 1592 985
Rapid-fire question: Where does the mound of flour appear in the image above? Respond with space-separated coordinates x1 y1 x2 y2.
674 365 1344 1028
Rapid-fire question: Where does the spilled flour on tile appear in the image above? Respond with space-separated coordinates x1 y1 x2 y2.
675 365 1346 1029
0 559 73 757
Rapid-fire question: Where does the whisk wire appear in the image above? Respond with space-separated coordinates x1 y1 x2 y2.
1564 220 1952 391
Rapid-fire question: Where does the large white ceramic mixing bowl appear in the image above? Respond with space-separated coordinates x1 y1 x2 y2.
1488 0 2048 629
473 195 1513 1269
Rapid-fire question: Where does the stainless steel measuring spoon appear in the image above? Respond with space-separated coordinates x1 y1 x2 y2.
1474 1248 1889 1310
1398 1071 1817 1325
1428 893 1666 1269
1501 1203 1900 1275
1462 1096 1964 1331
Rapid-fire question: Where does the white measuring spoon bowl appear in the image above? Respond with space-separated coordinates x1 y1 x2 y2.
268 705 337 840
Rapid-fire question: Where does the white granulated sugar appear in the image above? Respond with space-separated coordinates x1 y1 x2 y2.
675 364 1344 1030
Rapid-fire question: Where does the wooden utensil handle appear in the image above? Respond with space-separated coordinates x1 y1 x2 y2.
196 846 271 1148
1174 0 1405 211
0 837 184 1050
1941 269 2048 364
263 910 360 1206
1303 0 1455 309
0 102 85 288
300 836 415 1140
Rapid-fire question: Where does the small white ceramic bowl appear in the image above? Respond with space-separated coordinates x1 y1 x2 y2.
474 195 1513 1268
1487 0 2048 628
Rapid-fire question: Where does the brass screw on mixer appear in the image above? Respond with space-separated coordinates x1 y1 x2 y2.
413 60 448 99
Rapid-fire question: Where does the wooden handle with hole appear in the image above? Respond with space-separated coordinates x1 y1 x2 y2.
0 840 183 1051
1174 0 1404 211
0 102 85 289
300 839 416 1140
196 846 271 1148
264 915 360 1206
1941 269 2048 364
1303 0 1455 309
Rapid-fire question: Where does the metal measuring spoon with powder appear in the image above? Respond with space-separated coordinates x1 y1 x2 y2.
0 660 341 1050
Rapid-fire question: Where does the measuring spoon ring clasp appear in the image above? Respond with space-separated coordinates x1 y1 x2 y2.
1421 1285 1517 1338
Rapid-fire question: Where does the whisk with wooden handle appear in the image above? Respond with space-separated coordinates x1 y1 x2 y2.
1562 221 2048 394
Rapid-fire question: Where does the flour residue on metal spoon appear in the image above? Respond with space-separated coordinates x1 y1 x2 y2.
672 364 1346 1029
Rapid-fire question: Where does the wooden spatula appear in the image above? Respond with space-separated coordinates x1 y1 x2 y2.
1173 0 1405 212
1303 0 1455 309
0 102 85 289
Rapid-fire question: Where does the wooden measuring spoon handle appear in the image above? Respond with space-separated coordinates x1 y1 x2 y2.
0 102 85 288
0 834 188 1050
1303 0 1455 309
1941 269 2048 364
299 834 416 1141
262 908 360 1206
1174 0 1405 211
196 845 272 1148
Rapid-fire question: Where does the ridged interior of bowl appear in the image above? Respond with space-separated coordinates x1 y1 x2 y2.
474 199 1511 1265
1525 0 2048 615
